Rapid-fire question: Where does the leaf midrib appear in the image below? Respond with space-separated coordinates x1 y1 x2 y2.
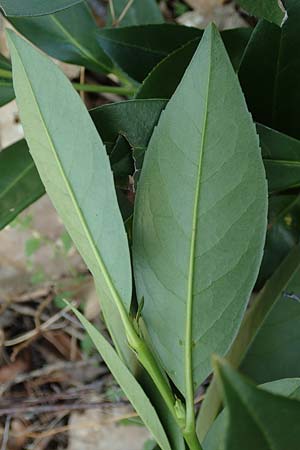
185 36 212 409
0 159 35 200
50 10 111 72
12 40 128 321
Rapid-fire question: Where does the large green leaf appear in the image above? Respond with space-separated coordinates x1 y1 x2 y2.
71 307 171 450
0 54 15 106
0 139 45 229
97 24 202 82
214 359 300 450
0 0 82 16
10 3 114 74
136 28 252 99
204 373 300 450
197 245 300 441
239 0 300 139
107 0 163 26
235 0 287 26
7 30 132 365
259 124 300 193
133 25 267 394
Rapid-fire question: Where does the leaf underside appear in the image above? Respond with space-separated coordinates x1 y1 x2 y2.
133 25 267 395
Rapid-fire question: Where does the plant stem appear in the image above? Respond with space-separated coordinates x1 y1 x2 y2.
183 429 204 450
72 82 136 96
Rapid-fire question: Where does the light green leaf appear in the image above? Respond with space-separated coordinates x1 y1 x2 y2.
71 306 172 450
235 0 287 26
0 139 45 230
7 30 132 363
0 0 83 17
133 25 267 394
204 376 300 450
10 3 114 74
214 358 300 450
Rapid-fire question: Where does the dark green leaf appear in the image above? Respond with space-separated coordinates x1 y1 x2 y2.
0 54 15 106
258 194 300 286
235 0 286 26
97 24 202 82
7 30 133 367
0 139 44 230
137 28 252 99
10 3 114 73
71 307 172 450
133 25 267 394
239 1 300 139
0 0 83 17
204 373 300 450
258 124 300 193
214 358 300 450
107 0 163 26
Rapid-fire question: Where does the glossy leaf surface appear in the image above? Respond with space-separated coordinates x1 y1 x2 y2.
107 0 163 26
214 359 300 450
0 139 44 229
97 24 202 82
204 372 300 450
0 0 82 17
10 3 114 73
239 1 300 139
235 0 286 26
133 26 267 393
137 28 252 99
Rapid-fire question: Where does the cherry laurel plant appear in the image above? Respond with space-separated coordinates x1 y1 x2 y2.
3 0 300 449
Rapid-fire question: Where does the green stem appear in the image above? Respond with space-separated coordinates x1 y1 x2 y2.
72 82 136 96
183 429 204 450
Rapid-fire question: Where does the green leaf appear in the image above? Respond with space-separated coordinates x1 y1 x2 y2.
204 375 300 450
241 248 300 383
258 195 300 286
133 25 267 394
107 0 163 26
25 237 42 256
7 30 132 364
0 54 15 106
71 307 172 450
235 0 287 26
239 1 300 139
0 139 45 230
197 245 300 441
0 0 83 17
214 358 300 450
10 3 114 74
137 28 252 99
258 124 300 193
97 24 202 82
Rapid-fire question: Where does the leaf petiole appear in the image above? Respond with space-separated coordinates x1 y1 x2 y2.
72 82 136 96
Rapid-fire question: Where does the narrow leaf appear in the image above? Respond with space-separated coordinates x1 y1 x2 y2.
133 25 267 394
214 358 300 450
0 54 15 106
7 30 132 362
235 0 287 26
71 307 171 450
0 139 44 229
10 3 114 74
0 0 83 17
